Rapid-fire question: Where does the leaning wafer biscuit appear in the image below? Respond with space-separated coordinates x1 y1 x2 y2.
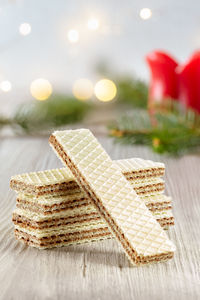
49 129 175 265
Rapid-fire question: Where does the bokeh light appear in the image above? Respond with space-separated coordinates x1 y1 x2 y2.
30 78 52 101
87 18 99 31
19 23 31 36
139 8 152 20
0 80 12 92
73 78 93 100
94 79 117 102
67 29 79 43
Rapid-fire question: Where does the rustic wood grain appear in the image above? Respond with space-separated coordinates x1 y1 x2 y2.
0 135 200 300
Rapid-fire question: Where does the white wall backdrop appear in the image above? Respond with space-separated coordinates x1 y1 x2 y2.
0 0 200 107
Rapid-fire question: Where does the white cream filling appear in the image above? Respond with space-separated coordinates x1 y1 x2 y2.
116 158 165 173
128 177 164 187
17 191 86 205
14 221 108 238
141 194 171 204
14 205 97 221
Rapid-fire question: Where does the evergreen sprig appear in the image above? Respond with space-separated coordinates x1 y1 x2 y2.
0 94 92 134
108 109 200 155
116 76 148 108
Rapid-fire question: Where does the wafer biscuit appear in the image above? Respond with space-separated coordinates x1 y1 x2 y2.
10 159 168 213
13 207 174 231
16 192 171 214
49 129 175 265
16 195 90 214
13 208 174 249
10 146 173 253
10 168 79 196
143 195 172 211
117 158 165 180
10 158 165 196
129 178 164 196
14 227 111 249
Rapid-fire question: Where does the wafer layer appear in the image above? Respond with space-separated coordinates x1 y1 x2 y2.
49 129 175 265
116 158 165 180
13 208 174 249
10 168 79 196
16 192 171 214
11 173 165 197
16 194 90 214
13 207 174 231
129 178 164 196
14 227 111 249
143 195 172 211
10 158 165 196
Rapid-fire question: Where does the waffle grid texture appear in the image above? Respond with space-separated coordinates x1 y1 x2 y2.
49 129 175 265
11 168 74 186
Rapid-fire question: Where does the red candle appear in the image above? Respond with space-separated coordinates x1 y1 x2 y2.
146 50 200 114
178 51 200 114
146 51 179 109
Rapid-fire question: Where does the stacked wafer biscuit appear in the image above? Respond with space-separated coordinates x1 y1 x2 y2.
10 129 176 266
11 158 174 249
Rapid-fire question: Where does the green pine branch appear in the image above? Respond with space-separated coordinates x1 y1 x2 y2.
0 94 92 134
108 109 200 155
116 77 148 108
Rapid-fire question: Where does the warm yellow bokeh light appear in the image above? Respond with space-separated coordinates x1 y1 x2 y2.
0 80 12 92
73 79 93 100
19 23 31 36
94 79 117 102
87 18 99 31
30 78 52 101
67 29 79 43
139 8 152 20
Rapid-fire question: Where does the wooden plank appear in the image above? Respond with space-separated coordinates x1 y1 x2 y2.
0 136 200 300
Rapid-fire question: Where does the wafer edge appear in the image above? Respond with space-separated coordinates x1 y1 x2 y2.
14 228 111 249
16 197 172 214
12 211 174 231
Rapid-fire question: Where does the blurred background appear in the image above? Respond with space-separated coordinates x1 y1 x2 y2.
0 0 200 155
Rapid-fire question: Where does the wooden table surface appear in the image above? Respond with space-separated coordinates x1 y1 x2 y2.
0 134 200 300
